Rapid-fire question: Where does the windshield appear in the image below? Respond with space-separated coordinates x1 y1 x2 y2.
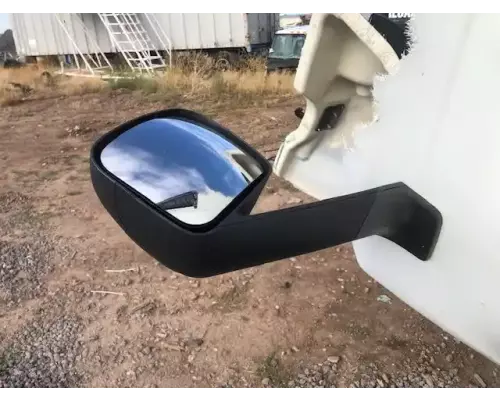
269 34 306 59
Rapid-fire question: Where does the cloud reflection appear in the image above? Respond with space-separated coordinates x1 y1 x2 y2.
100 118 258 225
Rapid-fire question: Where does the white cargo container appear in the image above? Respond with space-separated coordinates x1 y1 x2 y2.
153 13 278 52
10 13 280 57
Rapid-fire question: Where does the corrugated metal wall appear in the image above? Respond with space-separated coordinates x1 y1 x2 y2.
139 13 278 50
10 13 279 56
246 13 278 45
10 13 114 56
151 14 247 50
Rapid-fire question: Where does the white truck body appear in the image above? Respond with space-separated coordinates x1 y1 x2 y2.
274 13 500 364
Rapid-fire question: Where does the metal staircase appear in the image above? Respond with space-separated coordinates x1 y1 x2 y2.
98 13 172 74
55 14 113 75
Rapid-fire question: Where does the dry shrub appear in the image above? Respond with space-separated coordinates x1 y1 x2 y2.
0 87 23 106
0 66 109 105
155 55 295 105
172 52 215 77
1 52 295 108
238 56 267 72
107 65 295 107
58 76 107 95
0 67 39 106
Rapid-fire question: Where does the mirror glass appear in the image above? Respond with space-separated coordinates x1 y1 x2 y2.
100 117 263 225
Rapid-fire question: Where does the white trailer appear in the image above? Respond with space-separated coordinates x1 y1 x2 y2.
10 13 279 57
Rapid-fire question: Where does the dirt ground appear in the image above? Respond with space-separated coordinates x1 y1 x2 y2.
0 90 499 388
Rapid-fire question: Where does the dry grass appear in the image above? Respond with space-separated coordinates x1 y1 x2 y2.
0 65 107 105
110 54 295 106
1 53 295 107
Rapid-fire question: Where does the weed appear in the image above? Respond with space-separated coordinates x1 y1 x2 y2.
38 170 59 181
214 284 250 313
256 352 290 387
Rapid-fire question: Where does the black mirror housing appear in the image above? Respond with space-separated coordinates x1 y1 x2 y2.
90 109 442 278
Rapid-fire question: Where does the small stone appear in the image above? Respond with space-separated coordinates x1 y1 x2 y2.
186 338 204 347
382 373 389 383
261 378 270 386
291 346 300 353
423 374 434 388
474 373 486 388
377 294 392 304
327 356 340 364
284 281 292 289
364 287 370 294
290 257 297 262
288 380 295 387
446 354 453 362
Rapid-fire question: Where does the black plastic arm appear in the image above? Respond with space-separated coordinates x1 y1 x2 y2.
102 169 441 277
194 183 441 276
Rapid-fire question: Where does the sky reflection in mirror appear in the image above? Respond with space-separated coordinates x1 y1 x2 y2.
100 118 262 225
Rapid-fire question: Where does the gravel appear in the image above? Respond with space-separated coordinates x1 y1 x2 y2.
287 357 340 388
0 315 83 388
0 238 54 304
276 344 487 388
352 356 462 388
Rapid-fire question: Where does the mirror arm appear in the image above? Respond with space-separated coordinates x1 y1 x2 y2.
205 182 442 276
94 162 442 278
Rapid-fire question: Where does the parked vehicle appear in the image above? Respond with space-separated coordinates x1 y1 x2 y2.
266 13 411 72
266 25 309 72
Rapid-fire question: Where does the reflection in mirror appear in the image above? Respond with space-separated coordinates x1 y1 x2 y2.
100 118 263 225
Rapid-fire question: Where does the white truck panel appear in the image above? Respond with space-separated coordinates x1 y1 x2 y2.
274 13 500 364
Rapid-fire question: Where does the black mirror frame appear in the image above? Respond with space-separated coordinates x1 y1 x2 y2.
91 108 272 233
90 108 443 278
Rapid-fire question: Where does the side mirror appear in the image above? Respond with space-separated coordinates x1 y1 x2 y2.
90 109 442 278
